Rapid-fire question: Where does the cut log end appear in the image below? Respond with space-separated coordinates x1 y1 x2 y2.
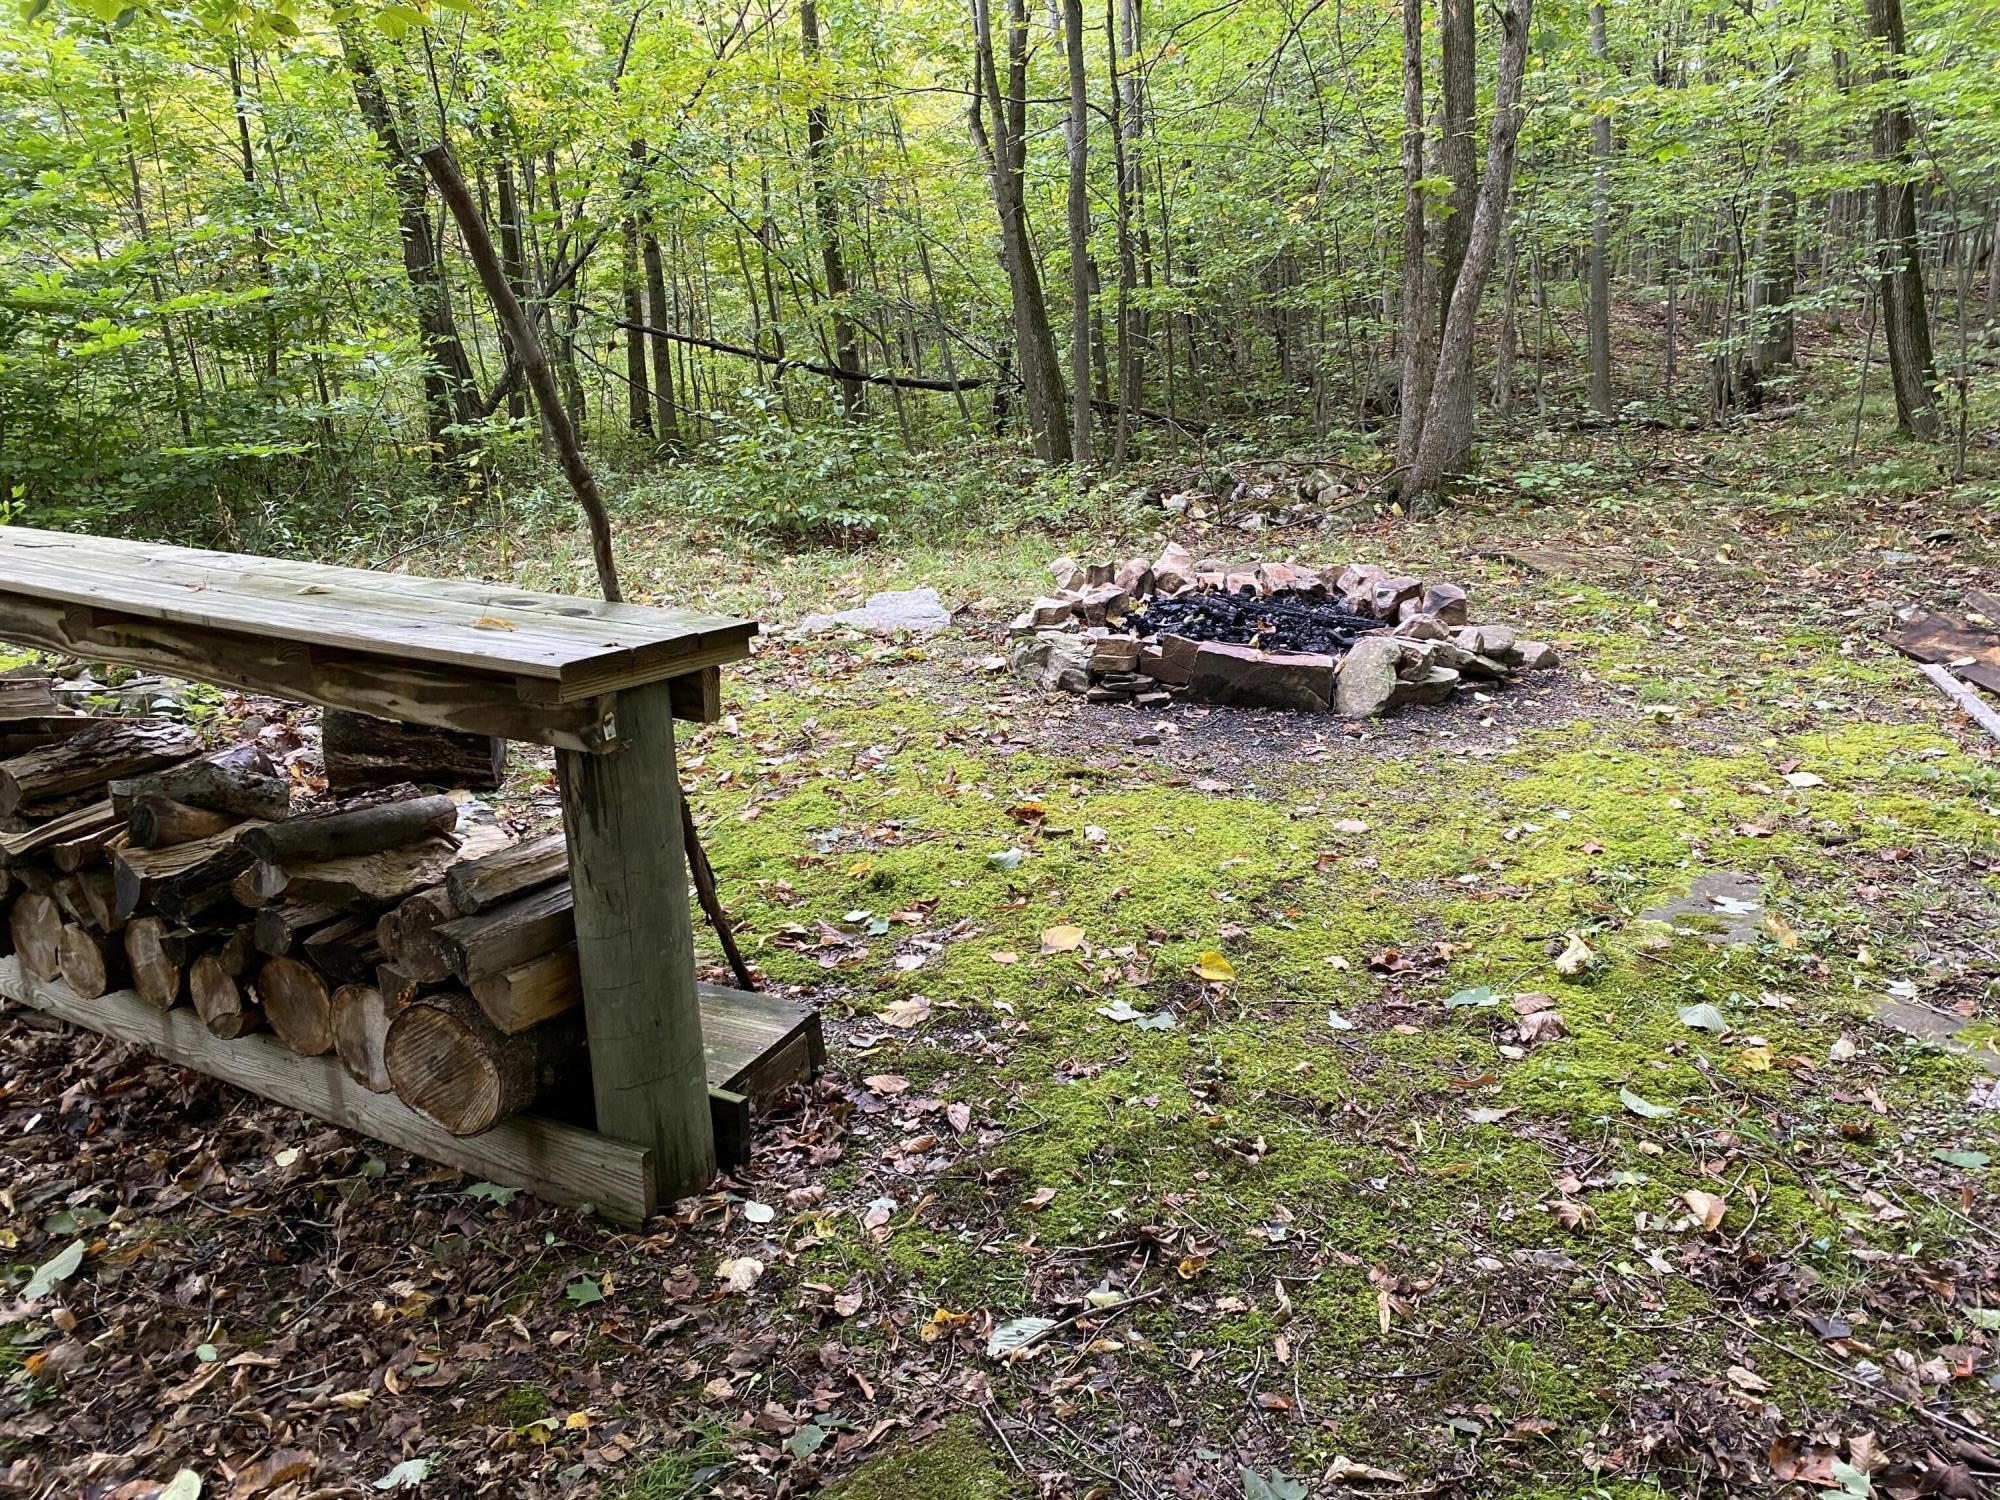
10 893 62 982
257 954 333 1055
57 924 123 999
331 984 396 1092
385 992 546 1135
124 916 187 1010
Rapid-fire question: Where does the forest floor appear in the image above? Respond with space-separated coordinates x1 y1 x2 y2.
7 406 2000 1500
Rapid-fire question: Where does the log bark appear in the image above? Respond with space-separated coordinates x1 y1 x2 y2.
433 880 574 982
111 743 289 821
130 796 238 849
470 944 580 1033
321 711 505 794
301 914 384 986
258 954 334 1055
192 950 264 1038
124 916 189 1009
385 990 576 1135
444 832 567 915
253 901 341 957
10 893 62 980
239 793 457 865
0 800 120 862
114 825 256 922
331 983 397 1092
58 924 124 999
270 825 506 909
0 718 200 817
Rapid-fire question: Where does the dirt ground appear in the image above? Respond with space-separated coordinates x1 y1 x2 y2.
6 411 2000 1500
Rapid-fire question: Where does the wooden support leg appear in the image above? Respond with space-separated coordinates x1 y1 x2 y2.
557 679 715 1203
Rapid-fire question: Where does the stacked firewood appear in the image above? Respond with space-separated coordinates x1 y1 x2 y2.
0 688 588 1137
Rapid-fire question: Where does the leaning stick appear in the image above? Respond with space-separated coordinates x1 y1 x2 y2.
1920 663 2000 746
420 142 756 990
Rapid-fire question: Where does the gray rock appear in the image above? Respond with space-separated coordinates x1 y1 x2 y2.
802 587 952 635
1336 636 1402 717
1514 639 1559 671
1009 634 1057 681
1389 665 1460 708
1038 635 1095 693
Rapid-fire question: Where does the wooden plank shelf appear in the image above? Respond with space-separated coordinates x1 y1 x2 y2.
0 527 756 751
0 957 821 1223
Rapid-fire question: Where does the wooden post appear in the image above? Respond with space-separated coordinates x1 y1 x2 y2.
556 678 714 1199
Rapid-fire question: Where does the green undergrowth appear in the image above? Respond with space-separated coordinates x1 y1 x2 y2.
679 570 2000 1486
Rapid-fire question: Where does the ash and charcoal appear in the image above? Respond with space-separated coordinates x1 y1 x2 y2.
1130 589 1383 658
1008 543 1558 718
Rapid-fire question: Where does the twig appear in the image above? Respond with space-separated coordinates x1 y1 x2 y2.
1729 1314 1997 1448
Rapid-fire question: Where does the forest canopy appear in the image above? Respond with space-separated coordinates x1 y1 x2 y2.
0 0 1994 544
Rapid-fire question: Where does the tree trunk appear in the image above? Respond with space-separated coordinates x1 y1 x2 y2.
1405 0 1534 503
1063 0 1095 464
642 229 683 446
1393 0 1433 474
622 143 653 438
802 0 866 419
338 25 481 465
1585 1 1614 416
1437 0 1477 311
971 0 1072 461
1864 0 1939 437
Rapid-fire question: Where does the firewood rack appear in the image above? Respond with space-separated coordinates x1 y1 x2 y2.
0 525 820 1222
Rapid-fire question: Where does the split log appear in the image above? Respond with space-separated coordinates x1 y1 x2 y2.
0 800 119 861
331 984 397 1092
301 914 383 986
54 867 122 934
377 886 459 983
322 710 505 793
265 823 508 910
110 743 289 821
58 924 124 999
257 955 333 1055
375 962 420 1009
51 822 123 875
129 796 237 849
470 944 580 1033
239 793 457 866
124 916 189 1009
252 901 340 958
444 832 567 915
385 991 578 1135
0 718 200 817
10 892 61 980
114 825 256 922
191 951 263 1038
433 880 574 982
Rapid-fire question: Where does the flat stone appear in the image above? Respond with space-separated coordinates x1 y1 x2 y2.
1088 636 1142 672
1188 643 1335 712
1038 635 1094 693
1257 561 1321 594
1371 575 1423 617
1388 665 1460 707
1335 635 1402 717
1134 692 1173 708
802 587 951 635
1049 556 1086 591
1332 563 1386 614
1455 623 1518 659
1142 634 1201 687
1395 616 1450 641
1515 639 1559 670
1085 684 1135 703
1018 595 1077 629
1222 569 1261 597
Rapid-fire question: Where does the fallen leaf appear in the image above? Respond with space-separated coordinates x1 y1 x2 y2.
1683 1189 1728 1232
1620 1087 1675 1120
986 1316 1056 1358
717 1256 765 1293
1040 924 1087 953
1192 949 1236 982
1553 931 1594 976
23 1240 83 1302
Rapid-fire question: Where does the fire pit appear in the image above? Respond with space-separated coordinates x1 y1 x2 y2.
1008 545 1557 717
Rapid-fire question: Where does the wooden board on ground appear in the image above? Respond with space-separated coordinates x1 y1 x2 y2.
0 958 818 1218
